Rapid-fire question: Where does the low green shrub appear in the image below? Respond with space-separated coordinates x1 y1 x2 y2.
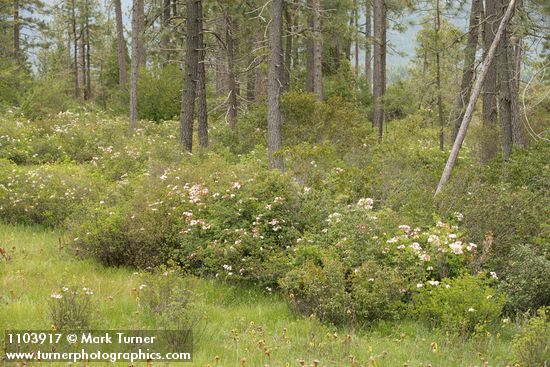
500 243 550 313
412 273 505 335
512 307 550 366
279 257 351 325
350 260 407 322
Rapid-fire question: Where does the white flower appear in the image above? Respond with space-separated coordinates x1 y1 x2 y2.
428 280 439 286
357 198 374 210
138 284 147 290
232 182 241 190
222 264 232 271
445 284 451 289
398 224 411 233
410 242 423 252
51 293 63 299
490 271 498 280
466 243 477 251
419 253 431 262
416 283 424 288
449 241 463 255
454 212 464 221
468 307 475 312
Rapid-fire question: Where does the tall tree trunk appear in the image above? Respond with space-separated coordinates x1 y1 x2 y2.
136 0 145 66
225 12 238 129
497 0 513 159
354 0 359 84
312 0 322 99
435 0 444 151
373 0 386 142
13 0 20 63
306 0 314 93
72 0 80 98
481 0 500 161
85 0 91 99
254 20 267 99
365 0 372 92
197 0 208 148
510 36 525 147
215 17 228 97
179 0 200 151
267 0 284 171
435 0 518 195
78 27 86 99
160 0 171 62
282 4 292 92
129 0 143 132
114 0 127 85
451 0 481 142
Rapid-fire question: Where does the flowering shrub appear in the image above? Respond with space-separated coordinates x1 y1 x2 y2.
0 163 104 227
50 285 95 331
412 274 505 335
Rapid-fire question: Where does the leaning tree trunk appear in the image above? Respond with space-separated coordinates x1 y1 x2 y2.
114 0 127 85
267 0 284 171
197 0 208 148
451 0 481 142
435 0 518 195
373 0 386 142
497 0 514 160
179 0 200 151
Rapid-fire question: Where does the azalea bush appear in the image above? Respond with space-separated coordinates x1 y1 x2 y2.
0 162 104 227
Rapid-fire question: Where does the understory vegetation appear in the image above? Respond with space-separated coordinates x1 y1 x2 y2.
1 89 549 365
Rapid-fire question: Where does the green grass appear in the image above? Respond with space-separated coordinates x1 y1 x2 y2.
0 224 516 366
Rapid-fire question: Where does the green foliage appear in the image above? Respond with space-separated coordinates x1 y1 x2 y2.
50 285 94 331
512 307 550 367
350 260 407 322
139 267 197 332
500 244 550 313
20 76 75 120
137 64 182 122
412 274 505 335
279 257 351 325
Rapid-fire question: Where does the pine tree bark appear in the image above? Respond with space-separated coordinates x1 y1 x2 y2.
282 4 292 92
197 0 208 148
312 0 322 99
225 12 238 130
365 0 372 92
71 0 79 98
179 0 200 151
354 0 359 83
114 0 127 85
160 0 171 62
85 0 91 99
267 0 284 171
435 0 444 150
481 0 500 161
129 0 143 132
373 0 386 142
78 26 86 99
13 0 20 63
254 21 267 99
451 0 481 142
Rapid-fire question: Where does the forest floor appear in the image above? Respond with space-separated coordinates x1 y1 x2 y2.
0 223 516 366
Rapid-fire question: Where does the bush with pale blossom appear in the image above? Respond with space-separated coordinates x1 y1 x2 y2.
412 274 505 335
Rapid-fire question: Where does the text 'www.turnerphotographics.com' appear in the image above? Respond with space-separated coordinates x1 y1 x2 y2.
3 330 193 362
